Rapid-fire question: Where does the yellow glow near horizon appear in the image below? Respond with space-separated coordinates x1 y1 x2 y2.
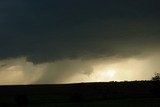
0 54 160 84
67 57 157 83
94 69 116 81
89 59 146 82
101 69 116 78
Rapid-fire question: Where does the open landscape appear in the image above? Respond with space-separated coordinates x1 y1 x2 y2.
0 81 160 106
0 0 160 107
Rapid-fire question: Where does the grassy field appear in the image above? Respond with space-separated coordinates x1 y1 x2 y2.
0 81 160 106
14 98 160 107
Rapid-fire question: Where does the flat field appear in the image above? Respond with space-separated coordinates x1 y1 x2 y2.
0 81 160 107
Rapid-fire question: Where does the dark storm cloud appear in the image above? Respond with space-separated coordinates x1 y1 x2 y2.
0 0 160 63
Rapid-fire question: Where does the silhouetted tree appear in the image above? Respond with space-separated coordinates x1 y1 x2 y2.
152 72 160 81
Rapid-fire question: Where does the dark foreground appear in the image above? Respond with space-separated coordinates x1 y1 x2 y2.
0 81 160 107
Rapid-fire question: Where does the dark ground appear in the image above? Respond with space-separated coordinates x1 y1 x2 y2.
0 81 160 107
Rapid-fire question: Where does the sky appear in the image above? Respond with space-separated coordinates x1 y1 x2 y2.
0 0 160 84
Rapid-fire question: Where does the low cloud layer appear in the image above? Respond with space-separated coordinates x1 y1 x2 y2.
0 57 95 84
0 54 160 85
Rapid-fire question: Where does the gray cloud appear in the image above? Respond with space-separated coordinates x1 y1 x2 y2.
0 0 160 64
35 59 94 83
0 57 97 84
1 0 160 84
0 53 160 84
